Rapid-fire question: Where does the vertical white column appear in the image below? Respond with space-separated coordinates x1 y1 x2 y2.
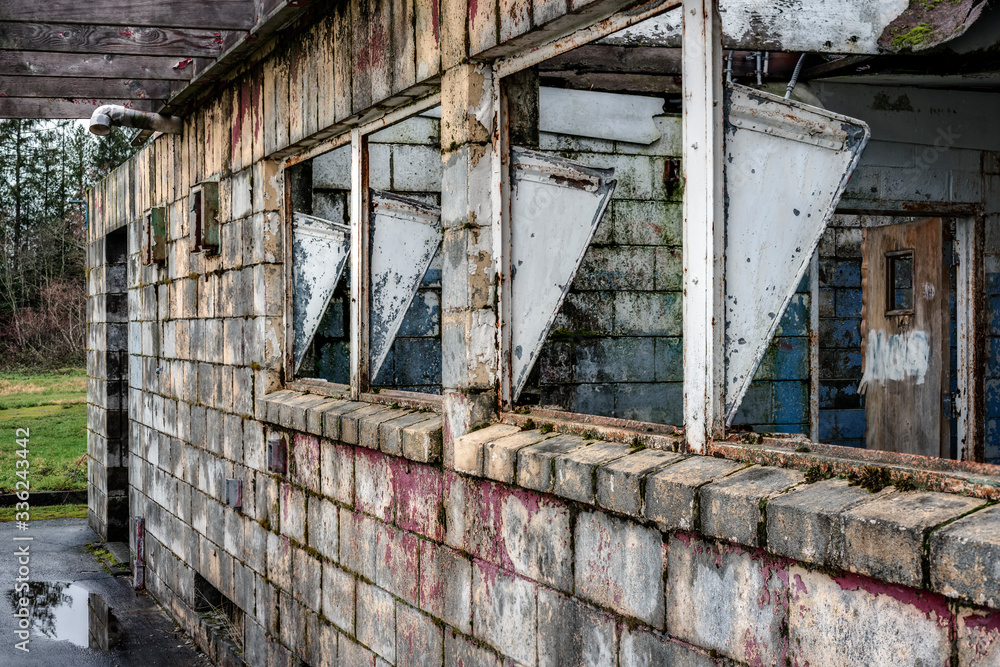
349 128 370 399
681 0 725 453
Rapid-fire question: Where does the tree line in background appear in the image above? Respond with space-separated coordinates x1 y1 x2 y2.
0 119 136 369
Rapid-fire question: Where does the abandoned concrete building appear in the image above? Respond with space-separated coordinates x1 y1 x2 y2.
6 0 1000 664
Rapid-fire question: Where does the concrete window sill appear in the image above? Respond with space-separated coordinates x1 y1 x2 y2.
259 389 443 463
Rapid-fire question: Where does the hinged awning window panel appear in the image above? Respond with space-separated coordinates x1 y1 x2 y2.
509 148 617 401
723 83 870 424
292 212 351 373
368 191 443 383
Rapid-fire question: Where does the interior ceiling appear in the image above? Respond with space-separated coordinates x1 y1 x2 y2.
0 0 308 119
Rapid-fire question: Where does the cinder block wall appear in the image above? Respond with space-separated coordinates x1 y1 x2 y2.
83 2 1000 665
86 226 130 541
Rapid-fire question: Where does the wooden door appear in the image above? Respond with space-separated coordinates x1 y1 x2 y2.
860 218 950 457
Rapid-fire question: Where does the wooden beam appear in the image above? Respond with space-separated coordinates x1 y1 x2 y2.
538 71 682 94
0 97 156 118
0 0 255 31
0 22 242 57
0 51 207 80
0 76 171 100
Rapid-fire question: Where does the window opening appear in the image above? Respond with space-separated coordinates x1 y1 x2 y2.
366 107 443 395
290 142 353 384
886 249 914 314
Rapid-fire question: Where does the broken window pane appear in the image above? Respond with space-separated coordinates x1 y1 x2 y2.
887 250 914 312
510 50 685 426
291 143 352 383
368 108 443 394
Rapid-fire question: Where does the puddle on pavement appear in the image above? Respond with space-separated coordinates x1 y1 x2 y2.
6 582 122 650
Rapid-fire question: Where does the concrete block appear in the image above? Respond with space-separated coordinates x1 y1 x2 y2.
517 434 589 493
553 441 632 504
452 423 522 475
575 510 664 627
312 617 339 667
320 400 367 442
700 465 804 547
280 482 306 543
322 563 356 634
644 457 744 531
929 504 1000 607
392 144 443 192
667 534 786 666
484 430 553 483
596 449 683 517
619 626 717 667
395 602 443 667
957 606 1000 667
841 491 985 588
391 458 444 541
357 581 396 663
379 412 434 457
766 478 875 566
268 532 294 593
472 561 537 666
420 540 473 634
401 416 444 463
307 495 339 562
444 627 502 667
446 475 573 591
321 439 354 506
340 509 378 580
355 447 394 522
291 433 322 493
375 523 420 606
359 407 411 451
292 546 323 613
537 587 617 667
788 566 952 667
341 404 394 445
339 634 378 667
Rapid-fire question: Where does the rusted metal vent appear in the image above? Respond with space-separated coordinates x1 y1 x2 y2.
267 435 287 474
225 479 242 509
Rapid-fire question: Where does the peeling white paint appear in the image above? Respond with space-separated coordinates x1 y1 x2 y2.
600 0 911 54
723 83 870 425
292 212 351 372
858 330 930 393
369 192 442 382
509 148 616 400
538 87 663 145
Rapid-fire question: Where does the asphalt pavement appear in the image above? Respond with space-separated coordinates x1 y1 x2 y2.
0 518 211 667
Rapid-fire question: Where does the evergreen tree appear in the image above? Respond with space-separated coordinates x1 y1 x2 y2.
0 119 138 368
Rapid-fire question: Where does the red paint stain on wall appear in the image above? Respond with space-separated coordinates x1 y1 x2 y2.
833 571 952 625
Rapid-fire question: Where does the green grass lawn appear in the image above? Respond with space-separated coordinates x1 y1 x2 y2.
0 369 88 494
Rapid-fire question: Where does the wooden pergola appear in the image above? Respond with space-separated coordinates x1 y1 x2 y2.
0 0 310 120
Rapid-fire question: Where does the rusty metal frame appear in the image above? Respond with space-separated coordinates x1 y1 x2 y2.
955 214 985 462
